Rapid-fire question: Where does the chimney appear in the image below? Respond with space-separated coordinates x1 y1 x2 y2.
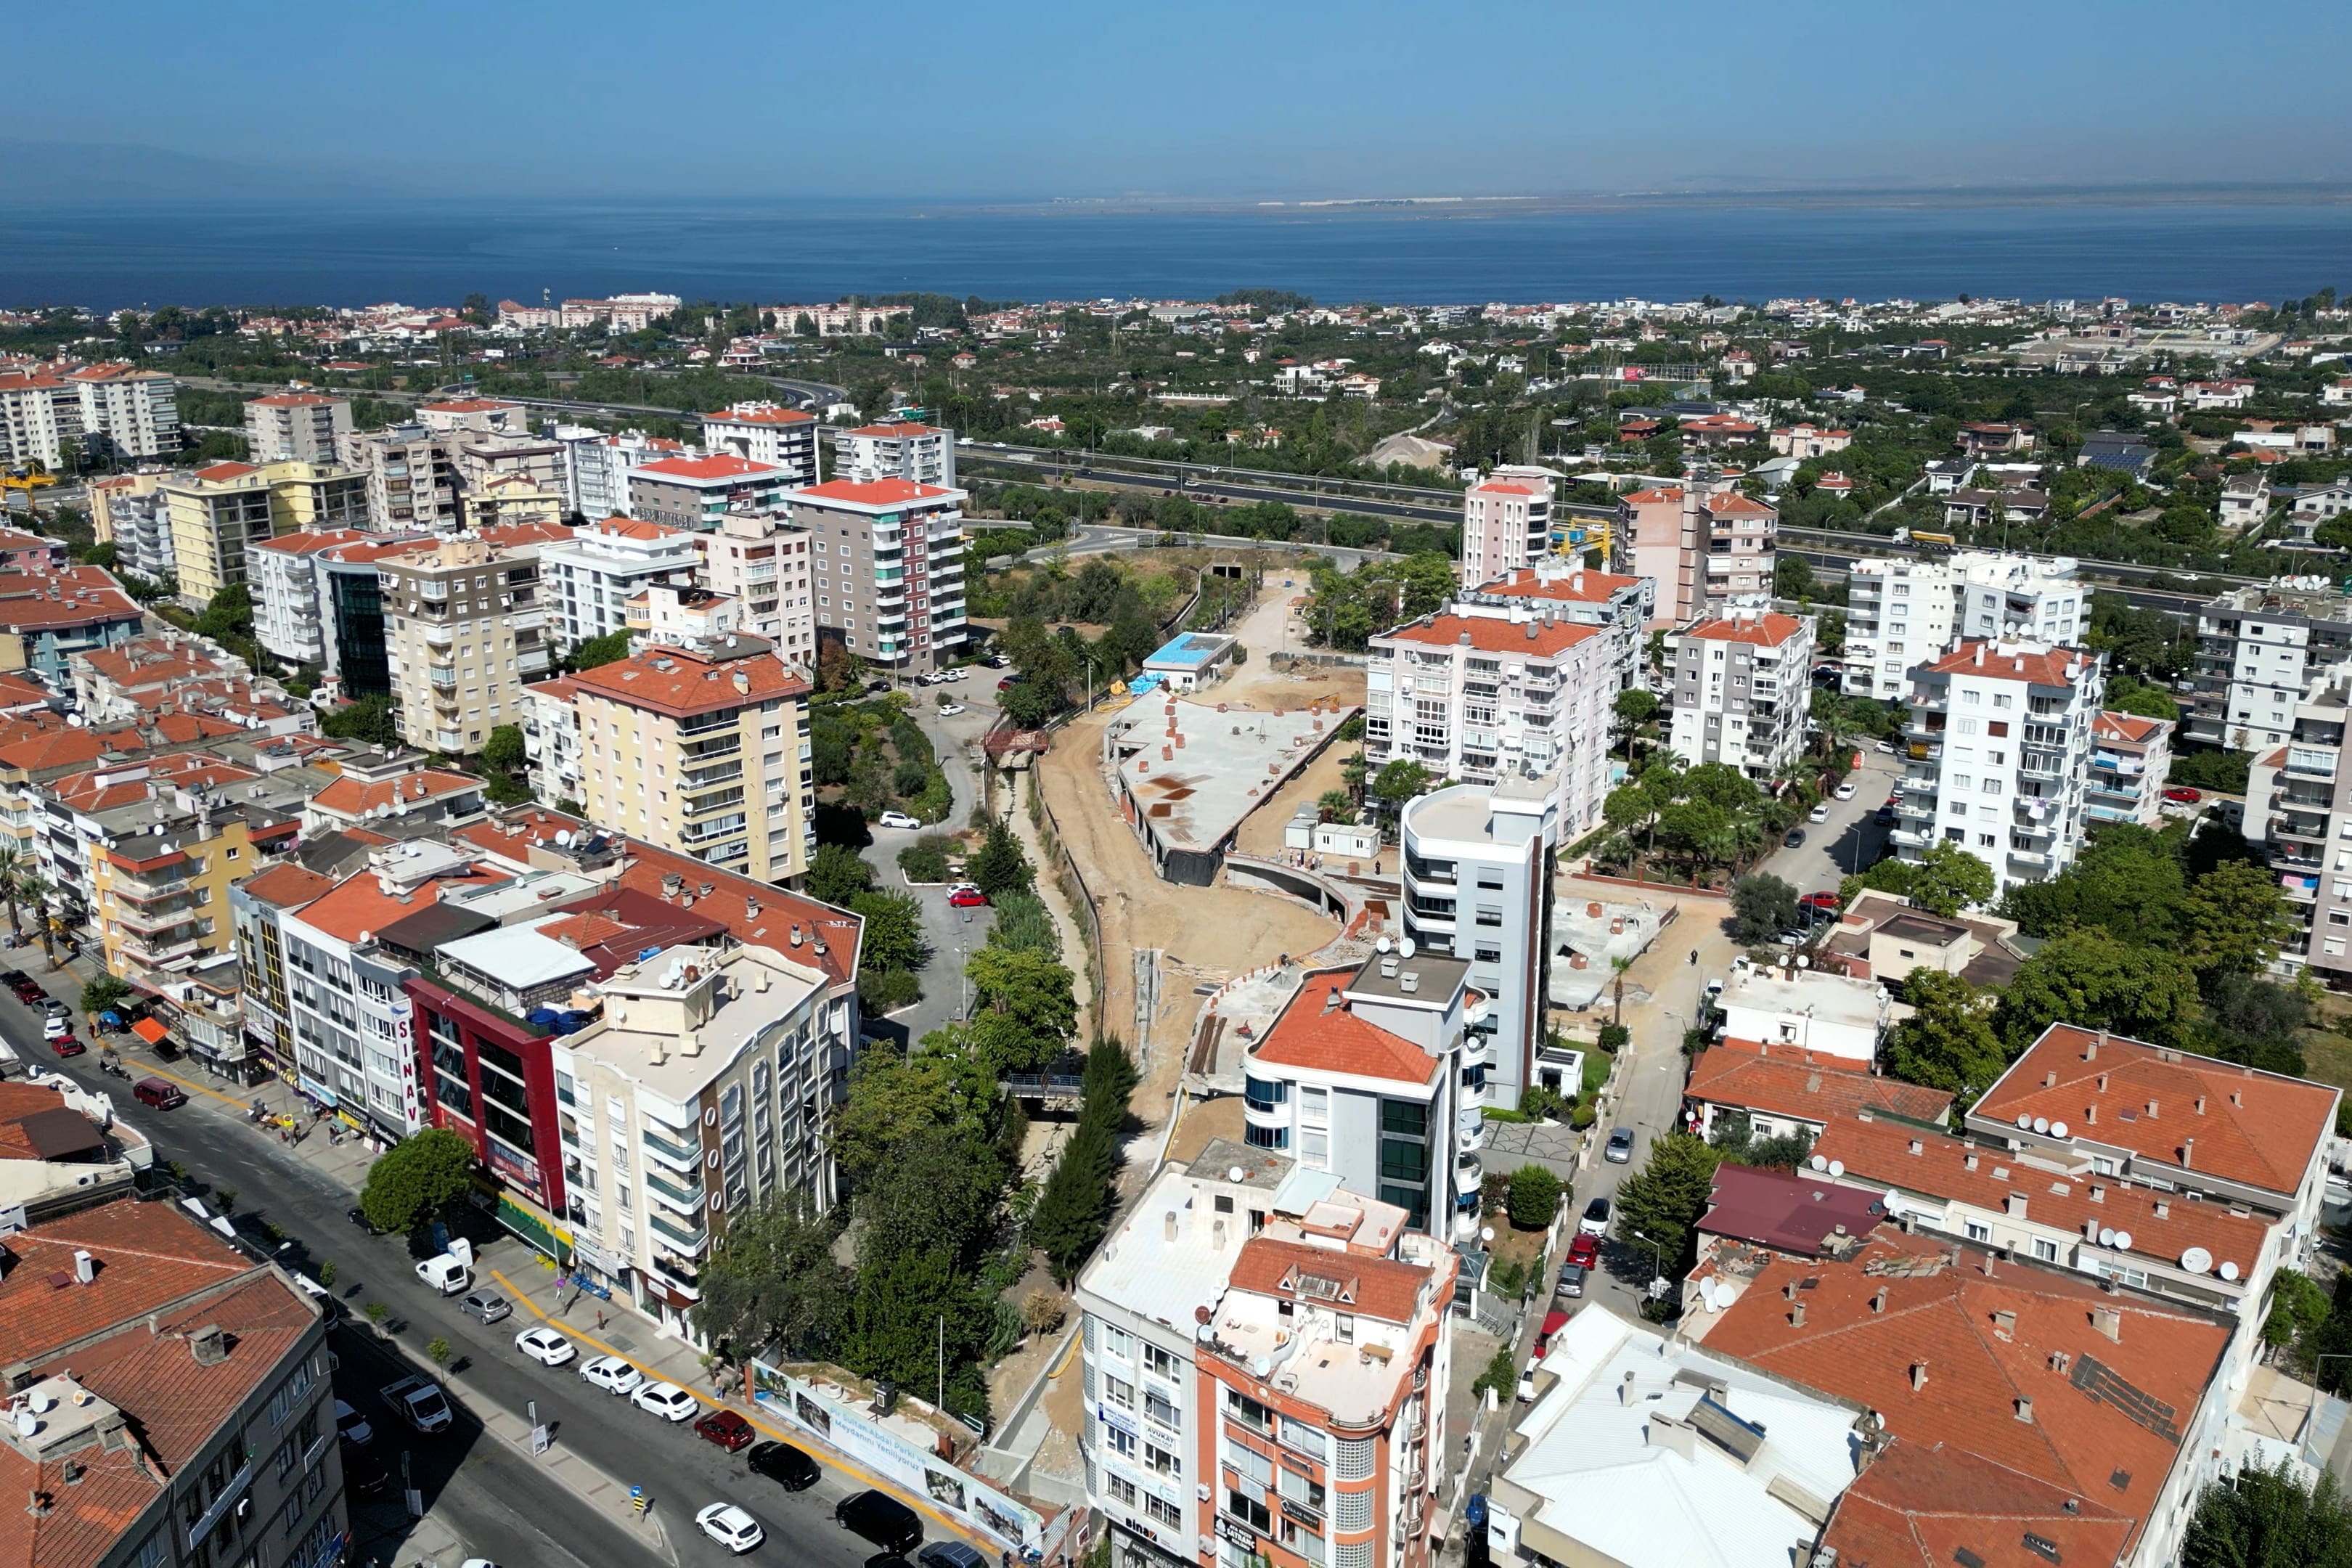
1619 1371 1636 1406
2146 1098 2159 1119
189 1326 229 1368
1789 1302 1806 1328
2155 1199 2170 1219
2097 1073 2108 1091
2195 1095 2205 1116
73 1250 93 1284
2088 1183 2104 1204
2014 1397 2034 1424
1871 1288 1888 1315
2085 1033 2100 1061
1964 1152 1979 1172
2086 1105 2096 1124
2043 1070 2057 1087
2092 1307 2121 1342
1784 1280 1799 1301
1164 1211 1177 1244
1909 1360 1928 1392
1992 1309 2017 1339
680 1029 700 1058
2181 1137 2194 1169
1908 1138 1923 1156
2005 1193 2028 1219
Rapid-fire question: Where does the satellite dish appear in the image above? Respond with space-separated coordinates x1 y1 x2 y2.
1796 954 1811 968
12 1410 34 1438
555 829 572 845
1810 1153 1829 1172
1480 1226 1495 1243
1827 1159 1845 1178
2221 1260 2242 1282
1375 936 1392 954
66 713 83 727
2097 1228 2115 1246
1397 938 1416 960
2112 1231 2133 1251
1700 1279 1720 1311
1228 1167 1246 1183
2051 1122 2069 1139
1884 1188 1902 1212
2180 1246 2213 1274
2032 1116 2049 1134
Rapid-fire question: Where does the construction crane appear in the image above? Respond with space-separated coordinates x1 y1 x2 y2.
1 466 56 523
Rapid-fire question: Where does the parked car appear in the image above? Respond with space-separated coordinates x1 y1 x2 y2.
1874 805 1896 825
695 1503 765 1555
41 1014 71 1040
334 1399 375 1447
918 1542 989 1568
944 667 968 682
1535 1309 1572 1357
1781 830 1806 849
132 1078 185 1110
695 1409 756 1451
580 1355 645 1397
42 999 69 1019
1776 928 1812 947
1567 1231 1600 1270
1807 802 1830 823
836 1490 923 1555
1604 1128 1634 1165
347 1451 394 1499
936 702 965 716
947 887 989 909
515 1327 575 1367
748 1440 821 1491
877 810 921 830
632 1381 699 1423
1582 1195 1614 1236
1555 1262 1588 1300
1833 783 1858 801
2163 786 2202 804
378 1376 452 1435
52 1034 83 1058
459 1289 512 1325
1874 739 1896 754
347 1206 386 1236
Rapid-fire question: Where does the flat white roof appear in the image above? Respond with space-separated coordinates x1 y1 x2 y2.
1720 967 1885 1032
1079 1166 1259 1334
436 922 598 991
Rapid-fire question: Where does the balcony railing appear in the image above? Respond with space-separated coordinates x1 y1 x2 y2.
640 1125 701 1169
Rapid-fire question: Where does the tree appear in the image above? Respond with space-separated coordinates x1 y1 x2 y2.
0 845 25 940
2181 861 2296 984
969 819 1034 898
830 1041 1000 1187
1612 689 1659 755
481 724 525 776
1728 873 1797 944
1998 822 2186 941
2181 1461 2352 1568
1773 555 1816 601
1368 760 1434 818
1505 1164 1563 1229
807 843 874 906
692 1196 851 1360
850 889 928 973
1894 841 1996 918
1611 1132 1723 1271
968 947 1079 1048
1885 971 2008 1106
570 630 631 671
319 694 399 745
1994 928 2203 1050
359 1128 478 1235
985 890 1061 959
81 975 131 1016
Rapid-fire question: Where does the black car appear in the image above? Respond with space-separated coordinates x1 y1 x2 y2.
836 1489 923 1555
1783 830 1806 849
346 1206 385 1236
748 1440 821 1491
346 1453 394 1500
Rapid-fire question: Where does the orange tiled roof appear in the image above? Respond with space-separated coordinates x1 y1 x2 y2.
570 645 809 718
587 515 685 540
1922 642 2095 689
634 454 782 482
249 527 376 557
248 391 340 407
1821 1437 2134 1568
1679 611 1808 648
189 460 259 483
602 841 861 988
1253 971 1440 1087
710 404 814 425
1702 1228 2229 1559
309 768 481 818
1469 479 1545 498
2094 711 2165 743
292 862 497 944
238 862 335 910
1383 613 1599 660
1688 1040 1953 1128
1474 568 1644 604
1226 1235 1431 1324
1973 1024 2337 1198
845 421 942 437
792 477 956 507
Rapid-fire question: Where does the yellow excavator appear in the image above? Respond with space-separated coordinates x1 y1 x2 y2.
1 465 56 524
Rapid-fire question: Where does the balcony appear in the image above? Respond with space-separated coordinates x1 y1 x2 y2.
423 625 453 649
648 1207 709 1254
109 896 198 934
642 1167 706 1214
2008 848 2051 869
680 762 743 792
110 869 190 902
1889 828 1930 849
640 1125 701 1171
118 928 204 965
1455 1152 1482 1188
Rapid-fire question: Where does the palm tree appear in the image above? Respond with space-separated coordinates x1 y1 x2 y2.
1610 955 1634 1026
16 874 54 966
1339 750 1370 809
0 846 23 942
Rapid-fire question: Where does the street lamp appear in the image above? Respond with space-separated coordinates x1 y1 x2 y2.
1633 1230 1671 1300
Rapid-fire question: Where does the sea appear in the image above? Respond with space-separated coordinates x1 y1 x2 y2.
5 196 2351 311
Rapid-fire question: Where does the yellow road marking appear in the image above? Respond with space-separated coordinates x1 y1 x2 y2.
489 1269 994 1549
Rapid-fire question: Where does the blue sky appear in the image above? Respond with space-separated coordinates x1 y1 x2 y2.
20 0 2352 200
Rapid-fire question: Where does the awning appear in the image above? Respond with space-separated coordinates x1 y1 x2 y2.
131 1018 168 1045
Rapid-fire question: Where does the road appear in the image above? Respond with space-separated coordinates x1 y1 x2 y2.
1006 520 1387 573
0 987 912 1568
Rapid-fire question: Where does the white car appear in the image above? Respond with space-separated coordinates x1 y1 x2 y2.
333 1399 375 1447
515 1327 576 1367
697 1503 766 1554
877 810 921 830
632 1381 699 1423
1833 783 1858 801
41 1015 70 1040
579 1355 644 1397
945 666 968 682
936 702 965 716
1808 803 1830 823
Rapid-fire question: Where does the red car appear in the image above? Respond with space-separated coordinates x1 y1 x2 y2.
1567 1231 1599 1270
694 1409 755 1452
2163 786 2202 804
52 1034 84 1058
948 887 989 909
1535 1309 1572 1357
1798 891 1841 912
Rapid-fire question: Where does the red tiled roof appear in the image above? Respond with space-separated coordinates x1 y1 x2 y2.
1227 1235 1431 1324
420 397 518 413
1253 971 1440 1087
1821 1437 2134 1568
292 862 497 944
1811 1113 2269 1279
1621 486 1684 505
1679 612 1807 648
792 476 958 507
594 846 860 988
189 461 259 483
1701 1228 2230 1561
1704 493 1776 516
2094 711 2165 743
709 404 814 425
1382 613 1600 660
1474 568 1644 605
248 392 340 407
844 422 942 437
1469 479 1544 498
634 454 783 482
1698 1162 1891 1257
570 645 809 718
238 862 335 910
0 1198 255 1366
1688 1039 1954 1128
524 675 581 701
249 527 375 556
1972 1024 2337 1198
587 514 686 540
310 767 481 819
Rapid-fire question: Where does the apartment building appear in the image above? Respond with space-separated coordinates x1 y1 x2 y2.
1842 551 2088 702
557 292 682 331
702 402 820 483
0 369 78 467
2242 666 2352 978
1454 560 1652 698
105 487 177 582
629 582 740 647
160 462 276 603
0 1197 345 1568
1457 474 1551 587
701 508 818 670
378 532 553 753
1398 776 1559 1111
343 424 462 531
65 363 181 462
833 420 955 486
1893 638 2107 896
250 527 377 666
1365 612 1611 809
540 941 842 1335
555 425 692 518
1618 470 1776 625
90 772 303 996
788 478 969 674
417 396 529 436
2086 709 2173 826
0 566 146 677
245 391 352 463
1241 951 1484 1235
540 515 702 652
1664 609 1815 781
2188 578 2352 751
1079 1140 1455 1568
523 676 584 802
568 633 814 882
627 454 793 530
1767 423 1851 458
87 466 168 544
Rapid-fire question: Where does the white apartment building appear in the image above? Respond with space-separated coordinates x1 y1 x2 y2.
65 365 180 462
1893 638 2107 896
701 510 818 671
1842 551 2088 702
343 424 462 531
1365 612 1612 825
2188 579 2352 751
539 515 703 653
1714 964 1890 1066
832 422 955 487
2241 666 2352 979
553 425 695 519
521 675 584 804
250 527 377 666
786 478 969 673
1665 610 1815 781
1400 775 1561 1111
1617 470 1776 625
1457 474 1551 588
2086 709 2173 828
416 397 529 436
245 393 353 465
701 403 820 485
0 371 77 468
1455 561 1654 698
378 531 555 753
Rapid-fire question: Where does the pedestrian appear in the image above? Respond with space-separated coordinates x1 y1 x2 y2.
596 1310 607 1331
277 1127 287 1145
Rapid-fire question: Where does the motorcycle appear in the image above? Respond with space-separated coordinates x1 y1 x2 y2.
97 1057 128 1079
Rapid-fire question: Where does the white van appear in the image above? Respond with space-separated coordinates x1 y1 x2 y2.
414 1237 475 1296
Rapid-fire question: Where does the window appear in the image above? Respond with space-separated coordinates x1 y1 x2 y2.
1143 1344 1179 1381
1145 1442 1181 1479
1103 1375 1134 1410
1146 1390 1179 1429
1106 1424 1138 1459
1279 1467 1327 1514
1100 1324 1135 1363
1381 1100 1427 1138
1280 1418 1328 1461
2032 1238 2061 1263
1146 1495 1183 1527
1106 1474 1137 1506
1226 1390 1273 1433
1226 1442 1273 1487
1964 1220 1991 1242
1227 1491 1272 1535
1299 1130 1329 1168
1299 1086 1328 1125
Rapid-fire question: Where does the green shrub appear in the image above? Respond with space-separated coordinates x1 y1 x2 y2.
1506 1165 1563 1229
1597 1023 1630 1053
1570 1103 1597 1130
897 835 955 883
